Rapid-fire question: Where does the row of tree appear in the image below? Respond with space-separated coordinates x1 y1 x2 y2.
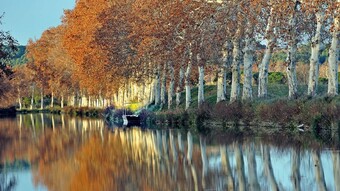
3 0 340 109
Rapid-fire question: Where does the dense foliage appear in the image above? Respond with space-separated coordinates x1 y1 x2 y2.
0 0 339 109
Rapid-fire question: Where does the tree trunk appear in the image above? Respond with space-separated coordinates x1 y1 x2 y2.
168 62 175 109
198 64 205 106
61 95 64 108
160 63 167 109
30 92 34 109
286 1 299 99
176 65 184 107
258 6 275 98
17 90 22 110
30 86 34 109
217 65 225 103
242 32 255 101
217 40 232 103
40 90 44 109
328 7 339 96
185 46 193 110
149 81 154 104
230 37 242 102
50 91 54 108
308 11 324 97
154 65 161 106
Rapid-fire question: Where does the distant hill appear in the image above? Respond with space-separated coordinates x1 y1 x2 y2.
8 46 27 66
12 46 26 59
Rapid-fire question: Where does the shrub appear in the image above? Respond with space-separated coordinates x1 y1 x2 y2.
268 72 286 84
257 100 300 125
318 77 328 85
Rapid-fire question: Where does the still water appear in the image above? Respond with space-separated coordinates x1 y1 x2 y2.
0 114 339 191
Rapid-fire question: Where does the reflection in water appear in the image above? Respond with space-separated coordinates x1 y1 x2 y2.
312 150 327 191
0 171 16 191
291 148 301 191
247 143 260 191
263 145 279 191
0 114 339 190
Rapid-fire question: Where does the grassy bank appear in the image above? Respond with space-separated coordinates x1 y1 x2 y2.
15 106 104 117
154 84 340 141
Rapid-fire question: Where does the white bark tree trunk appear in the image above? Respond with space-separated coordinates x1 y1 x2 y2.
61 95 64 108
40 90 44 109
176 65 184 107
217 65 225 103
217 40 232 103
160 63 167 109
154 65 161 106
308 11 324 97
168 62 175 109
198 63 205 106
230 37 242 102
149 81 154 104
242 32 255 101
17 90 22 110
30 91 34 110
258 5 275 98
286 1 299 99
185 46 193 110
50 91 54 108
327 6 339 96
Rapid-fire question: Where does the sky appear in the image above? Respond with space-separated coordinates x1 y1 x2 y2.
0 0 75 45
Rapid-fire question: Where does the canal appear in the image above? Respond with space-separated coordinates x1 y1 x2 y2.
0 114 339 191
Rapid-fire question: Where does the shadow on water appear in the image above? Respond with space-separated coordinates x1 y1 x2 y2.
0 114 340 190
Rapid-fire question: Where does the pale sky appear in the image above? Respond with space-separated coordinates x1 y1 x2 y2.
0 0 75 45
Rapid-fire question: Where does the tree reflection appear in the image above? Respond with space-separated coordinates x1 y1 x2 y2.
0 171 16 191
291 148 301 191
312 150 327 191
1 115 340 191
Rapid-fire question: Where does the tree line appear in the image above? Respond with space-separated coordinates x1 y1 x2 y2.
1 0 339 109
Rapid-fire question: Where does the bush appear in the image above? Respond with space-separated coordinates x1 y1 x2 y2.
268 72 286 84
318 77 328 85
257 100 300 125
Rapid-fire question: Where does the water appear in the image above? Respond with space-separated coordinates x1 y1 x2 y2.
0 114 339 191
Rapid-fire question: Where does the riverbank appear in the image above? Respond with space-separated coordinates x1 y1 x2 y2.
14 106 104 117
153 84 340 143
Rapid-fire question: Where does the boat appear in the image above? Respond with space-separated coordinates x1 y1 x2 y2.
122 114 140 126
